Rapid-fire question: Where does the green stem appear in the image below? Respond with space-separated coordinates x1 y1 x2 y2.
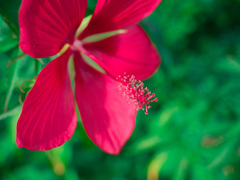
4 60 19 112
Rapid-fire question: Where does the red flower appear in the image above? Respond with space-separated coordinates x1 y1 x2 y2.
17 0 161 154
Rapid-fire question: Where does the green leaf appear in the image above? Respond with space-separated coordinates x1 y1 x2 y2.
0 0 21 36
0 38 18 53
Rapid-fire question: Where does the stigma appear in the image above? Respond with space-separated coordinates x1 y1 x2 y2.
118 73 158 115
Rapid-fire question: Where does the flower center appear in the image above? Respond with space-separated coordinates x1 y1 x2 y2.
71 40 83 52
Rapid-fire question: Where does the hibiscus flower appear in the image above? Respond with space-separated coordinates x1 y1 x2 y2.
17 0 162 154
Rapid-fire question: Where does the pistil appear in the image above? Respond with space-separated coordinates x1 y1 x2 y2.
71 40 158 115
118 74 158 115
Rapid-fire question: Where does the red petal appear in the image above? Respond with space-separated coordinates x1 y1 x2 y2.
83 25 161 80
17 49 77 150
79 0 161 39
19 0 87 58
74 52 136 155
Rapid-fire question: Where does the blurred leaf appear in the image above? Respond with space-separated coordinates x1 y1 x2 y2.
225 120 240 139
0 105 21 121
75 108 96 149
0 38 18 52
3 50 21 112
46 148 66 177
173 157 188 180
147 152 169 180
126 135 169 155
65 169 80 180
76 121 96 149
192 165 215 180
158 106 179 126
0 0 21 36
12 165 56 180
208 139 237 169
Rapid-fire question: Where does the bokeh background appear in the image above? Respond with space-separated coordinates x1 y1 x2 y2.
1 0 240 179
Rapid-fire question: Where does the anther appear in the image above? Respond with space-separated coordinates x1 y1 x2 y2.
118 74 158 115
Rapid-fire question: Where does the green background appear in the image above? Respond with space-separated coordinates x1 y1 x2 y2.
1 0 240 179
